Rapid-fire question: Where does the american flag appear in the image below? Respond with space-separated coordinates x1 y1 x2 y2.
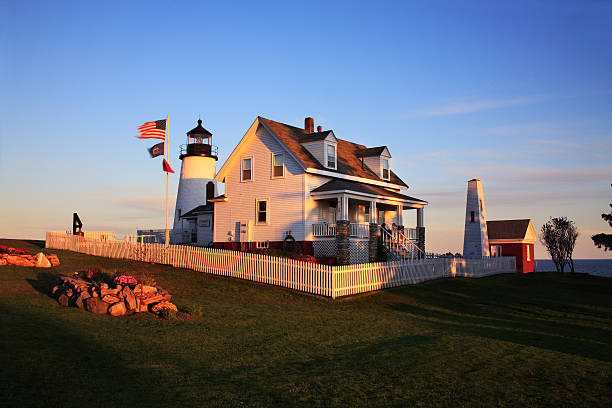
137 119 166 140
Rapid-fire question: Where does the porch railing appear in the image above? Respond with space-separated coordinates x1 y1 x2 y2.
312 222 370 238
312 223 337 237
349 222 370 238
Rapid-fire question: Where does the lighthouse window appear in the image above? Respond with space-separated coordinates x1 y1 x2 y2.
470 211 475 223
272 153 284 178
242 157 252 181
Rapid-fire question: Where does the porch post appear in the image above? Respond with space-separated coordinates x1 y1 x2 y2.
368 200 379 262
397 204 403 226
336 194 350 265
416 207 425 257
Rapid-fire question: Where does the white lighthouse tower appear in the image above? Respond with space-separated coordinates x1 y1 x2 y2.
171 119 218 244
462 179 490 259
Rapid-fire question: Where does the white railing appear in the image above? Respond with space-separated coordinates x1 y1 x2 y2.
312 223 336 237
312 222 369 238
380 227 423 260
406 228 418 241
46 232 515 299
349 223 370 238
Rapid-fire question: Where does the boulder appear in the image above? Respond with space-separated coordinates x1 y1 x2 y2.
74 294 87 309
101 295 121 304
57 293 69 307
134 298 148 313
100 288 120 296
100 283 109 290
47 254 60 266
0 258 7 266
85 298 109 314
51 285 62 297
33 252 51 268
108 302 127 316
122 286 137 310
133 285 157 296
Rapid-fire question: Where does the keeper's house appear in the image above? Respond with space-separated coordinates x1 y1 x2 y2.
211 116 427 265
487 219 536 273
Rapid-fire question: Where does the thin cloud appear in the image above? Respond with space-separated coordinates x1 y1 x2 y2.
396 95 546 118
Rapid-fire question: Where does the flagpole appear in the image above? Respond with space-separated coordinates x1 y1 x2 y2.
165 115 170 247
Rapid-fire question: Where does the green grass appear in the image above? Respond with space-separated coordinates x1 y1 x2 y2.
1 239 611 407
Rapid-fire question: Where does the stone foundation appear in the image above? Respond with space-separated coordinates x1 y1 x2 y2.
336 220 350 265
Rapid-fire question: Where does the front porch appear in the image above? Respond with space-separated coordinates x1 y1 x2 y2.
309 186 427 264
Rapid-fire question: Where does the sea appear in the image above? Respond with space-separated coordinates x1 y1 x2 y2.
534 259 612 278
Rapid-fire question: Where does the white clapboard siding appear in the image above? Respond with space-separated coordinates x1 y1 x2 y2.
46 232 515 299
214 124 307 243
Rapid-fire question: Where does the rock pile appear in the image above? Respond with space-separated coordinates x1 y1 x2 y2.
0 252 59 267
51 276 174 317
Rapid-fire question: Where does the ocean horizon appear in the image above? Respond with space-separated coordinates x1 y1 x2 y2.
534 259 612 278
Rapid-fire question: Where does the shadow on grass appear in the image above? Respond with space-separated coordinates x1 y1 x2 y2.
24 239 45 249
387 277 612 362
0 303 189 407
26 271 59 297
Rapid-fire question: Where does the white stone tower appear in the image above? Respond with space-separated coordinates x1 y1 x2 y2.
171 119 218 243
462 179 490 258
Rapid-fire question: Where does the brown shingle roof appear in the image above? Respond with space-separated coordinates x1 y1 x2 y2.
311 179 427 203
487 220 531 240
181 204 213 218
299 131 333 143
259 117 408 188
356 146 388 157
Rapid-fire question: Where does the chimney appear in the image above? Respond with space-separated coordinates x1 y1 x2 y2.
317 125 322 132
304 117 314 133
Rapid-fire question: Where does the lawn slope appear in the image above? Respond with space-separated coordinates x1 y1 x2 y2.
1 239 611 407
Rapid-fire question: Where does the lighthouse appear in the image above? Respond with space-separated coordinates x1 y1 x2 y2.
171 119 218 245
462 179 490 259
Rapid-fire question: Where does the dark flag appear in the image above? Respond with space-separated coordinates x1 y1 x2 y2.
148 142 164 158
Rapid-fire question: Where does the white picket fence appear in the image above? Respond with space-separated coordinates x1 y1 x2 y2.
46 232 516 299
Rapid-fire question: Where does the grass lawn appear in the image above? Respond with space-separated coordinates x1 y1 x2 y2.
1 239 611 407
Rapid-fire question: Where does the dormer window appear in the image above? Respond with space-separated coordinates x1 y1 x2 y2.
382 158 390 180
326 144 337 169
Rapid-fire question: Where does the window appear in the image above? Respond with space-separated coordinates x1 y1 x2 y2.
272 153 284 178
242 157 252 181
191 231 197 243
256 241 269 249
256 199 268 224
326 144 336 169
526 245 531 261
382 158 390 180
470 211 475 223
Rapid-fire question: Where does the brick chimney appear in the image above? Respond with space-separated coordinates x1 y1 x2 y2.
304 117 314 133
317 125 322 132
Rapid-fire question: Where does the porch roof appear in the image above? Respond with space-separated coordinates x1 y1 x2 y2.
310 179 427 204
181 204 213 218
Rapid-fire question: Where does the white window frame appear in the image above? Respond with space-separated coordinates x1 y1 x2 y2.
255 198 269 225
382 158 390 180
256 241 269 249
271 152 285 179
325 143 337 170
241 156 253 182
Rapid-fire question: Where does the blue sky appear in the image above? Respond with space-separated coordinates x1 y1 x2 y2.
1 0 611 258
